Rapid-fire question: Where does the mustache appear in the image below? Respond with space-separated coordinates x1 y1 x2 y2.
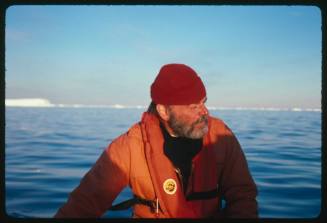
194 115 208 125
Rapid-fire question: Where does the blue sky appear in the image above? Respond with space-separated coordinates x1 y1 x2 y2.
5 5 322 109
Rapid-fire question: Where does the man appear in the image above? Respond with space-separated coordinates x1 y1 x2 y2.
55 63 258 218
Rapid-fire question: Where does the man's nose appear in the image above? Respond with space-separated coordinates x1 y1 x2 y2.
199 104 209 116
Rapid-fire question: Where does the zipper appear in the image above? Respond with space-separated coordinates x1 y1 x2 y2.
175 162 195 195
186 163 195 195
174 167 184 193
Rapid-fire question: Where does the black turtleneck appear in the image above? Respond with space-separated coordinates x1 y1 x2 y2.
160 123 202 192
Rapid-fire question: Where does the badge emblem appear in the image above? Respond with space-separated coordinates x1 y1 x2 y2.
163 178 177 195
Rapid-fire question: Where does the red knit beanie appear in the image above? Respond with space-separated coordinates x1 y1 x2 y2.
150 64 206 105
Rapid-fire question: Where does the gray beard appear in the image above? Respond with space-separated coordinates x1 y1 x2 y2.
168 114 208 139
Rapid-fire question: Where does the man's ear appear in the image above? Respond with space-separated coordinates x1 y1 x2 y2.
156 104 170 121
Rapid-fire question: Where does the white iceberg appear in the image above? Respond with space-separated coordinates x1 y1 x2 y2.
5 98 54 107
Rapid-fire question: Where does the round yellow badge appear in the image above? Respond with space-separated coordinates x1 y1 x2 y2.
163 178 177 195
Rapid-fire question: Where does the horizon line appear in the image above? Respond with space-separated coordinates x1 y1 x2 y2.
5 98 321 112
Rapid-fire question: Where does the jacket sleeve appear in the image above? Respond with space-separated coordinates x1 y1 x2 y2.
219 125 258 218
54 134 131 218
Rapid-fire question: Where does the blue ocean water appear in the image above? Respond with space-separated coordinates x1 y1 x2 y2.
5 107 321 218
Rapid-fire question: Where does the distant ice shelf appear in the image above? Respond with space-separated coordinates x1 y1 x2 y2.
5 98 54 107
5 98 321 112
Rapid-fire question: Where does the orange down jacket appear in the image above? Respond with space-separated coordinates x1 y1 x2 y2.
55 112 258 218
